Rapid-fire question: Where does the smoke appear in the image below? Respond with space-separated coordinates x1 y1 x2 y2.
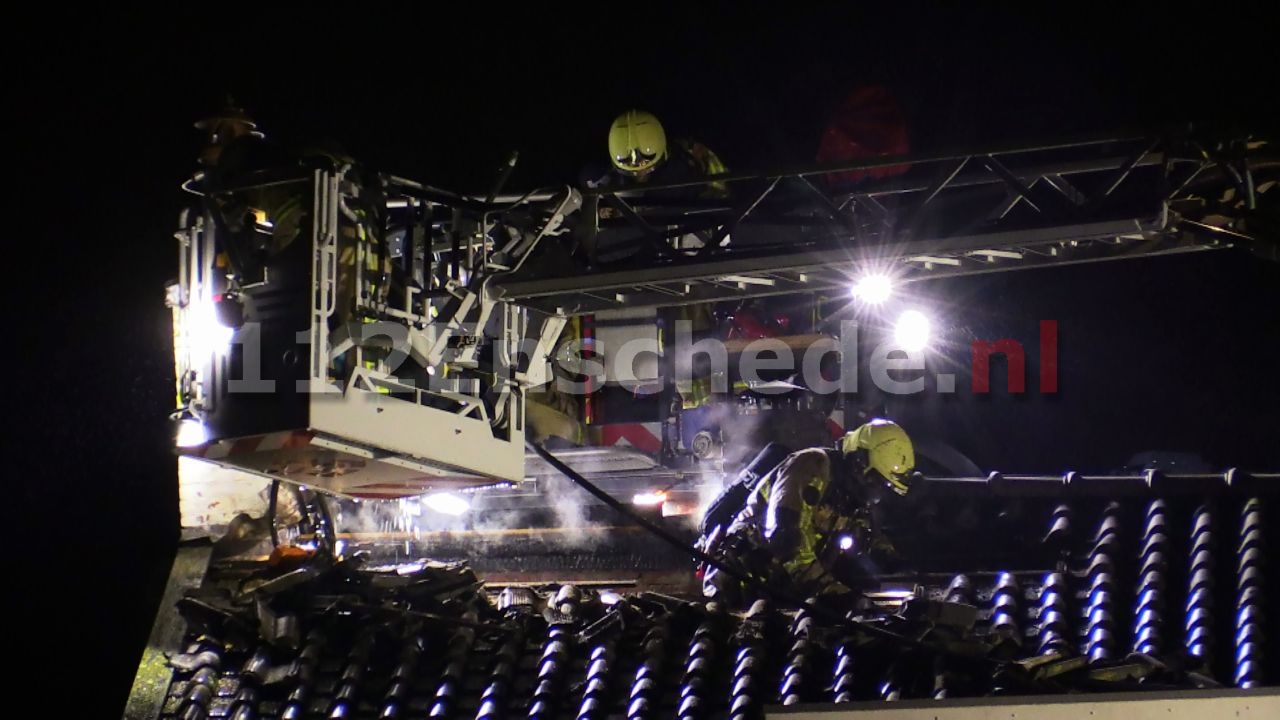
319 443 772 565
331 497 413 535
693 471 731 524
538 473 608 547
323 474 615 562
722 409 770 468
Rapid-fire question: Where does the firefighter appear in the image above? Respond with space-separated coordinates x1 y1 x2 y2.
195 100 306 272
575 110 730 265
672 301 721 413
196 100 263 170
699 418 916 608
587 109 728 192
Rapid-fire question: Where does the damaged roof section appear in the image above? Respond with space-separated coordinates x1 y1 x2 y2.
149 486 1274 719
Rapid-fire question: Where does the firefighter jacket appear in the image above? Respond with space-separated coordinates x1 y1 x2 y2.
722 448 869 596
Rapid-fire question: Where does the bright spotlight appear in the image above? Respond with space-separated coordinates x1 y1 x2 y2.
852 274 893 304
838 534 855 551
632 491 667 507
176 419 208 448
422 492 470 516
894 310 931 351
189 292 235 358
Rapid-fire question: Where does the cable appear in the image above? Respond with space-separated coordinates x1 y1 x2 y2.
267 480 281 548
526 440 987 660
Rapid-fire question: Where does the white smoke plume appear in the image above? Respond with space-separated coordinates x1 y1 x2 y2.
538 472 609 547
324 476 616 561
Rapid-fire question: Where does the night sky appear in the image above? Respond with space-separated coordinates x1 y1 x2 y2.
18 6 1279 715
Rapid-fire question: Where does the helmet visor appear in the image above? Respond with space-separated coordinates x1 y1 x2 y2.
614 148 661 171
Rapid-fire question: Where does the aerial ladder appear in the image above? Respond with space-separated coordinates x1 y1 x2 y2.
168 126 1277 500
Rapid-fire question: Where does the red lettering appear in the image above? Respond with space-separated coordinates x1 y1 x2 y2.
1040 320 1058 393
972 338 1026 392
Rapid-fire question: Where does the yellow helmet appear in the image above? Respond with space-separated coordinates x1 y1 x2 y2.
841 418 915 495
608 110 667 175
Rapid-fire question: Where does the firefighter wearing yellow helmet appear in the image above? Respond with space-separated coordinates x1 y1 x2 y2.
586 109 728 194
699 418 916 608
575 109 731 280
608 109 668 177
840 418 915 496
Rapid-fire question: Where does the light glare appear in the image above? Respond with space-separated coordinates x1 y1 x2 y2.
421 492 470 516
852 274 893 304
894 310 931 351
189 292 234 358
632 491 667 507
176 419 208 447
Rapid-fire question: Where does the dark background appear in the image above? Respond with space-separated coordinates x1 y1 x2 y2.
15 5 1279 715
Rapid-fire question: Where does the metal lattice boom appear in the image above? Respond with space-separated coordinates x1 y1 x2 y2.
490 131 1275 315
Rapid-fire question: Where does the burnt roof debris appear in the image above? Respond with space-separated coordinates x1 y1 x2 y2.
152 493 1273 717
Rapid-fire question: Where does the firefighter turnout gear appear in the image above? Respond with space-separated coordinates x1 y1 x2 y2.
700 420 916 607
